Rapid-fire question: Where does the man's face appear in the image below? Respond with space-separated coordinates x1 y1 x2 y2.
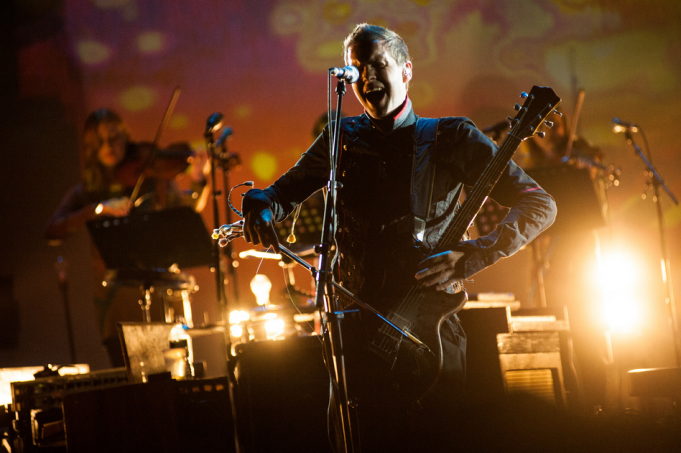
346 39 412 119
96 122 126 168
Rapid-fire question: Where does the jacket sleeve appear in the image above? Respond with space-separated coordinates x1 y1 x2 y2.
243 129 331 221
438 117 557 278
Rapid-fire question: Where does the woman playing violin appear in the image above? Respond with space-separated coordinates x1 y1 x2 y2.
45 108 209 366
45 108 208 237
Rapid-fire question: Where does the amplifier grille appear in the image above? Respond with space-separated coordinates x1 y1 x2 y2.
504 368 557 404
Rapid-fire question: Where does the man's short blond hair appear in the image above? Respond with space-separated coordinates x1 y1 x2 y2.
343 23 410 66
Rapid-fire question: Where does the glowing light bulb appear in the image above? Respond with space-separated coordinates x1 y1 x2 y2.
250 274 272 306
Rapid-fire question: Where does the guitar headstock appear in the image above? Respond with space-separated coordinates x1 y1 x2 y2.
507 86 561 141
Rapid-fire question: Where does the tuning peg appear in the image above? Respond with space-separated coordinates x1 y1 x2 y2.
520 92 528 99
553 110 562 117
514 103 521 111
536 131 546 138
506 116 514 122
544 121 554 128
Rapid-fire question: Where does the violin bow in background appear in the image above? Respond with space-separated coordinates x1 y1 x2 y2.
130 86 182 205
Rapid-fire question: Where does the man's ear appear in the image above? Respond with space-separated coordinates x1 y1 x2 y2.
403 61 413 83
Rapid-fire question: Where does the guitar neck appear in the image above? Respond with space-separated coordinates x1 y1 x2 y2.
434 133 522 254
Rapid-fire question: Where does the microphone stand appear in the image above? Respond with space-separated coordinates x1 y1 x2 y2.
317 79 357 452
204 122 230 322
217 142 242 306
624 130 680 366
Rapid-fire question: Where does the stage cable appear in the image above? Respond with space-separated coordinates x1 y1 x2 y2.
280 263 322 345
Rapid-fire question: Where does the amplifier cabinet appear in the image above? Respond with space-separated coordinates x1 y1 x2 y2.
9 367 128 452
234 336 333 453
497 332 567 407
62 377 235 453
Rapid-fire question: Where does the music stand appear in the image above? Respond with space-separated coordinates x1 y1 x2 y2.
87 206 214 270
87 207 214 322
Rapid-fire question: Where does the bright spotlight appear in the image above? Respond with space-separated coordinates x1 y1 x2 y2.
596 251 642 333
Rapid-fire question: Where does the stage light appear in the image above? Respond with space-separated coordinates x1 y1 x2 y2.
265 318 286 340
250 274 273 306
229 310 250 324
596 251 643 333
230 324 243 338
239 249 282 260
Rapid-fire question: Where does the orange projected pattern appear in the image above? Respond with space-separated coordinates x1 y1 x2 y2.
58 0 680 313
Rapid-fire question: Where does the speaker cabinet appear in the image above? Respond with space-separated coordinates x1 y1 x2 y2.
62 377 235 453
234 336 333 453
457 306 511 399
497 332 567 407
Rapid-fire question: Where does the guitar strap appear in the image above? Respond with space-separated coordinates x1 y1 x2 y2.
411 116 441 242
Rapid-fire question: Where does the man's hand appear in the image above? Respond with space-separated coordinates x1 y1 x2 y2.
415 250 465 291
243 207 280 253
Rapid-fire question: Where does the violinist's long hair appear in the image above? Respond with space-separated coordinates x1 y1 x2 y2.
81 108 131 196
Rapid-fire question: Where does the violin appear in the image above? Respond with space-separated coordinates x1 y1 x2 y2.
114 141 194 188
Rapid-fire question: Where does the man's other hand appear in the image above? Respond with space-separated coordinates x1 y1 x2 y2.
415 250 465 292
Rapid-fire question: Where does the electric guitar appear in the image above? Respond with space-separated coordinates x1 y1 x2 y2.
341 86 562 406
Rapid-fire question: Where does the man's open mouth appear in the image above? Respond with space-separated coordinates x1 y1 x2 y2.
365 86 385 105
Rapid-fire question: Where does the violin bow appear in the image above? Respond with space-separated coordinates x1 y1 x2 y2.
130 86 182 205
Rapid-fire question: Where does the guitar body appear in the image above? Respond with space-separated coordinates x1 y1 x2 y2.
339 244 467 407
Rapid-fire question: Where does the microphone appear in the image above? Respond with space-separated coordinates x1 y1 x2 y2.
330 65 360 84
214 127 233 148
612 117 638 133
206 112 224 134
